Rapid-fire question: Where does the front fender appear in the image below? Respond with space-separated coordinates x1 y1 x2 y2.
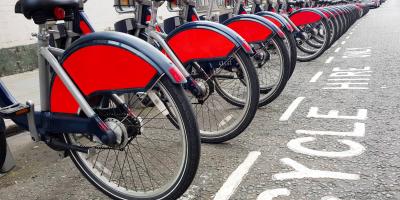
166 21 253 65
223 14 284 44
256 11 295 32
289 8 327 27
50 32 184 114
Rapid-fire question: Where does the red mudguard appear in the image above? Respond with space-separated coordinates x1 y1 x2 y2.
256 11 295 32
166 21 253 65
289 8 326 27
50 32 182 114
223 14 285 44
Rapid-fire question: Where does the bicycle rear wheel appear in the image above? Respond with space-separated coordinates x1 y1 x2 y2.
296 19 331 62
190 49 259 143
0 119 6 169
254 35 291 107
64 76 200 200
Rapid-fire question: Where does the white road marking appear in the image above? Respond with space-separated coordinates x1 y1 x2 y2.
333 66 370 71
328 78 370 81
321 196 342 200
279 97 305 121
296 122 365 137
273 158 360 180
287 137 366 158
349 32 353 35
213 151 261 200
257 188 290 200
323 82 368 90
331 42 338 47
309 72 323 83
325 56 334 64
334 47 341 53
93 162 112 176
341 41 346 45
307 107 368 120
218 114 233 128
346 36 350 39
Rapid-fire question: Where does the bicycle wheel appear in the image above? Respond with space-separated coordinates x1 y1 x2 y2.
253 35 291 107
296 19 331 62
63 76 200 200
0 119 6 169
283 29 298 78
189 49 259 143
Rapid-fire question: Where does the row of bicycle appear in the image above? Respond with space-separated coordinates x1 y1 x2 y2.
0 0 370 199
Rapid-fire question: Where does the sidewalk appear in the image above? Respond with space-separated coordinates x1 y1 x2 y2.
0 70 40 134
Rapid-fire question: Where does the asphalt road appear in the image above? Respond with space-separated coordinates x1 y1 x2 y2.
1 1 400 199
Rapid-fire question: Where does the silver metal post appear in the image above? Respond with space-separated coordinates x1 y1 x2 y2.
207 0 216 19
37 24 51 111
233 0 242 15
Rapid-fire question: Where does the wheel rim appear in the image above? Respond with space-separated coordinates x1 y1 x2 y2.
190 52 252 138
66 79 189 199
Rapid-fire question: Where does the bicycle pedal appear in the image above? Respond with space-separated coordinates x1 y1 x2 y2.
0 103 31 118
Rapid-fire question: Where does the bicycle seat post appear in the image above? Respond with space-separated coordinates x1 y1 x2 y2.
37 24 52 112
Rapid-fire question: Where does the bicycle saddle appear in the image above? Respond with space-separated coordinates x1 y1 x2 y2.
15 0 79 19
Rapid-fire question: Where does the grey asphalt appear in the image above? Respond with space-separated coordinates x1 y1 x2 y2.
1 1 399 199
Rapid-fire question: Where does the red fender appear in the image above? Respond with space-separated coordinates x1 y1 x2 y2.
318 9 332 18
223 14 284 44
225 20 273 43
256 11 295 32
289 8 325 27
166 21 252 65
262 15 283 28
50 32 178 114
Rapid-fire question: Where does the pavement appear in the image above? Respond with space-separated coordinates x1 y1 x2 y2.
1 1 400 199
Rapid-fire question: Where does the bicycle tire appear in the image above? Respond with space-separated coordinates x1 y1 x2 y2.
296 18 331 62
64 76 201 200
0 119 6 170
257 35 291 107
202 49 259 143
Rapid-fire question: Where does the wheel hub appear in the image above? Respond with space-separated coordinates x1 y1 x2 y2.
104 118 129 148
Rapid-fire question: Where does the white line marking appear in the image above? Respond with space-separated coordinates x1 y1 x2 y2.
309 71 323 83
296 122 365 137
322 196 342 200
328 78 370 81
334 47 341 53
257 188 290 200
331 42 338 47
218 114 233 127
325 56 334 64
213 151 261 200
287 137 366 158
341 41 346 45
279 97 305 121
349 32 353 35
273 158 360 180
346 36 350 39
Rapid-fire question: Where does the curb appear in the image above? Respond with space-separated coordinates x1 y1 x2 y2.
0 44 38 77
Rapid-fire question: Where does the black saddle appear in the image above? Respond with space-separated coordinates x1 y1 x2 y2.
15 0 79 24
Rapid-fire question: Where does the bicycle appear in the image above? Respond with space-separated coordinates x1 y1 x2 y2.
0 0 201 199
195 0 293 106
49 0 261 144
